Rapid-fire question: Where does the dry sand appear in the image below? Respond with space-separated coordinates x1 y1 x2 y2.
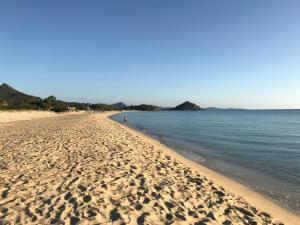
0 110 85 123
0 112 299 224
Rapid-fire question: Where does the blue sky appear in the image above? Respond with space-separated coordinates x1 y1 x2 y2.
1 1 299 109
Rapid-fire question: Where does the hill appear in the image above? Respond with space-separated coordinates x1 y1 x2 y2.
126 104 161 111
0 83 43 109
0 83 41 102
0 83 118 111
172 101 201 111
111 102 127 109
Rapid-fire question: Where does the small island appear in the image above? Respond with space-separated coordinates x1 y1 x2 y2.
172 101 201 111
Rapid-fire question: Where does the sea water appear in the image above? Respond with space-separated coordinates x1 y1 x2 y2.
111 110 300 214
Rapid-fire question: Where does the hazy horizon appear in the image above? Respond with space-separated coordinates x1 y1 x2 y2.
1 1 299 109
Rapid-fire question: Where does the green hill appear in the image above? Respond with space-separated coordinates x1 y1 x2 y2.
0 83 41 102
111 102 127 109
126 104 161 111
0 83 43 109
0 83 118 111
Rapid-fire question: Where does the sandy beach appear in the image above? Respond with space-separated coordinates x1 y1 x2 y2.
0 112 299 225
0 110 86 123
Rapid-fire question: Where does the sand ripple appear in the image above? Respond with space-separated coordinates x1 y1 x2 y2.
0 113 286 224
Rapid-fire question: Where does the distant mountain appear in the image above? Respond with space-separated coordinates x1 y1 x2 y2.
205 107 247 111
172 101 201 111
161 107 173 110
111 102 127 109
0 83 41 102
126 104 161 111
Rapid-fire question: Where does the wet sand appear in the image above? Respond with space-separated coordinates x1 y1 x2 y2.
0 112 299 224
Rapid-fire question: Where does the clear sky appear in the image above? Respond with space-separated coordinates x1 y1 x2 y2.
1 1 299 109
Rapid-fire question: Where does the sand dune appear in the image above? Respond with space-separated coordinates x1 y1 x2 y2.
0 112 298 224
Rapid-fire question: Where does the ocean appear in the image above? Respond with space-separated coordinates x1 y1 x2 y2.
111 110 300 214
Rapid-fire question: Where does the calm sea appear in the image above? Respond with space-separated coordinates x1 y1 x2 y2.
111 110 300 214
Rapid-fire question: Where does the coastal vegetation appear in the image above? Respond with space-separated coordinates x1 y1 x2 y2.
125 104 162 111
0 83 117 112
124 102 202 111
1 83 203 112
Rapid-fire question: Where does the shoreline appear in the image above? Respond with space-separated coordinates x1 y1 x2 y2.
1 110 299 224
112 115 300 215
106 111 300 225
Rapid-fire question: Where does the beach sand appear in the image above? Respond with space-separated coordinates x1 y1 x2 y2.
0 110 85 123
0 112 299 224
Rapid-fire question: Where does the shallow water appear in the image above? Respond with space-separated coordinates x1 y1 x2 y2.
112 110 300 214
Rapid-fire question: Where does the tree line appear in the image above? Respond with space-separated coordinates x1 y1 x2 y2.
0 95 118 112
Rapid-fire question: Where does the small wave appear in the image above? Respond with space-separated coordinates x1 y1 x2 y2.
175 149 206 163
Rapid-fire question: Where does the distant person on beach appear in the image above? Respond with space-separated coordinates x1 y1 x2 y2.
123 116 127 124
